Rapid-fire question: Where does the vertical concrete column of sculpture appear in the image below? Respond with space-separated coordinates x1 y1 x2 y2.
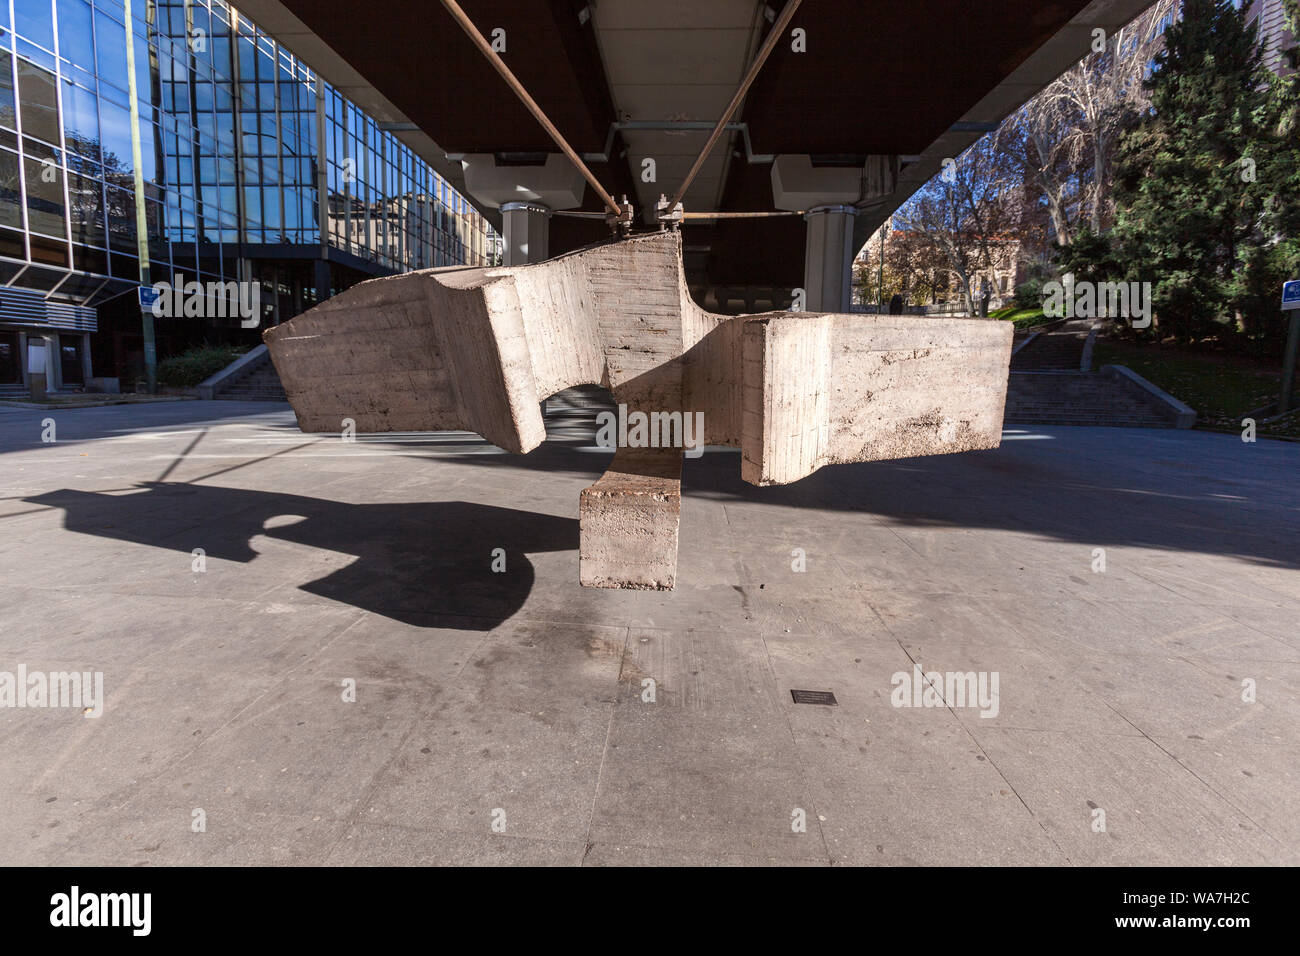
577 234 689 589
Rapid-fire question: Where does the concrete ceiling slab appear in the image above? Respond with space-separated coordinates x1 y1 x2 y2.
233 0 1161 290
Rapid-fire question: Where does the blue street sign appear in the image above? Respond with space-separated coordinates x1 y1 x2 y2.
138 285 161 312
1283 280 1300 311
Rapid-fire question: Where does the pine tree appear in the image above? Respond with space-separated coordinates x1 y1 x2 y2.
1109 0 1278 345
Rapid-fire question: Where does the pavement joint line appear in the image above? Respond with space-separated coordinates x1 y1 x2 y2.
449 621 504 683
318 718 428 864
756 626 836 863
882 622 1076 864
1093 695 1283 848
967 587 1279 842
1129 563 1294 606
579 625 630 863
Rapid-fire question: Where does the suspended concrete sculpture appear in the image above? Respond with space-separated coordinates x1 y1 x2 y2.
264 232 1012 590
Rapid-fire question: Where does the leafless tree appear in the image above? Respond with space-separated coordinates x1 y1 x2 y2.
896 136 1021 316
1000 0 1175 241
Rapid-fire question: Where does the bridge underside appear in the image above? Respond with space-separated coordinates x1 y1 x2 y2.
237 0 1158 306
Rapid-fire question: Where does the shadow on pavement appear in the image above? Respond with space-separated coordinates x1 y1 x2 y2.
26 483 577 628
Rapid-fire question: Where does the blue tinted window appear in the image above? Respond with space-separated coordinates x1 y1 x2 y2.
16 0 55 51
0 148 21 230
62 81 100 159
95 11 128 93
97 97 132 175
56 0 93 68
0 51 13 130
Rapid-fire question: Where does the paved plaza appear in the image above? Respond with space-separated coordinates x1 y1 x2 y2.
0 401 1295 865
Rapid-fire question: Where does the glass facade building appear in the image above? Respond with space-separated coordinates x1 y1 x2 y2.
0 0 497 389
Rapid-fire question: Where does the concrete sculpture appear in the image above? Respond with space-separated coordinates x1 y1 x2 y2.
264 232 1013 589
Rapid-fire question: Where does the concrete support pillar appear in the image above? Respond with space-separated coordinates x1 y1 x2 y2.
500 201 553 267
772 154 899 314
313 258 331 304
26 336 48 400
802 204 857 313
43 334 61 390
461 153 586 267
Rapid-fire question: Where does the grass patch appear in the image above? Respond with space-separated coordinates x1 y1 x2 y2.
992 306 1054 330
1092 337 1300 438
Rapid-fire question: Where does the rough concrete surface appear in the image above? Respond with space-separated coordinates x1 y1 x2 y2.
0 400 1296 865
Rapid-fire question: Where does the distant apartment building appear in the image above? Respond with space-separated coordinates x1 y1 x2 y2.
1159 1 1296 75
854 229 1024 315
1 0 498 393
1244 0 1297 75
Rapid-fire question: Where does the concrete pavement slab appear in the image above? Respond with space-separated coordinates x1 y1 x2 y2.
1 403 1296 865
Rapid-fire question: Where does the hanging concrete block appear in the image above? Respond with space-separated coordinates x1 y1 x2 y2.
264 232 1012 590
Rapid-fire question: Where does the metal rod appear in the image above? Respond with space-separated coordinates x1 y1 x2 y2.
439 0 621 216
551 210 612 220
682 210 804 219
667 0 802 210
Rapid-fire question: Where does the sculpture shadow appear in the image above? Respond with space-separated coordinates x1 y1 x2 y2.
26 483 578 628
416 434 1300 572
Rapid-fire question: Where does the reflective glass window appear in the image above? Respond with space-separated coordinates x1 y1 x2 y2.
17 59 59 145
62 81 100 160
56 0 94 68
0 148 21 230
0 51 14 130
24 155 65 236
95 12 129 94
16 0 56 52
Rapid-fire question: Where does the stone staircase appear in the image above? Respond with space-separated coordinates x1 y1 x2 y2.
0 383 26 399
1005 369 1192 428
1010 318 1094 370
544 385 615 417
542 385 615 440
1003 318 1193 427
220 358 286 401
199 345 286 402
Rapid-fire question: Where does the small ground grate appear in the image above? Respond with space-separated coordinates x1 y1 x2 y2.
790 689 837 706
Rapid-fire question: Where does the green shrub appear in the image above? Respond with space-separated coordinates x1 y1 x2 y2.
157 344 248 388
1013 278 1043 311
